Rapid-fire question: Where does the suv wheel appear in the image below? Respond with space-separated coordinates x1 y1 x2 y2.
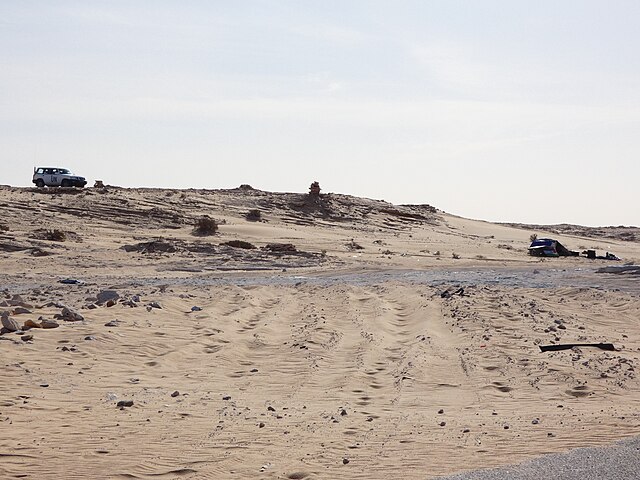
35 179 45 188
61 179 70 187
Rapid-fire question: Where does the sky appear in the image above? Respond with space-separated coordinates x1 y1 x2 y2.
1 1 639 227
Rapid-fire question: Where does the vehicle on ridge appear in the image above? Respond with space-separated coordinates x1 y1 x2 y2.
32 167 87 188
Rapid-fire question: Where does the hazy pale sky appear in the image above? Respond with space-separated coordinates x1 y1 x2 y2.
1 1 639 226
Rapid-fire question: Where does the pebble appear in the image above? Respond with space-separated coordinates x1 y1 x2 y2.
148 301 162 309
21 334 33 342
84 336 96 341
438 409 444 414
117 400 134 408
342 458 350 465
532 418 540 425
104 320 119 327
41 319 59 329
440 421 446 427
13 307 32 315
222 395 231 401
191 306 202 312
259 422 265 428
171 391 180 397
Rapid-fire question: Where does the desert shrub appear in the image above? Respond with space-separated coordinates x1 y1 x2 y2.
193 216 218 236
246 209 262 222
529 233 538 242
222 240 256 249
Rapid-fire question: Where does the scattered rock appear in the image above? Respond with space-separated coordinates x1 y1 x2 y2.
105 299 117 308
267 406 275 412
222 395 231 401
13 307 32 315
41 319 59 329
1 313 21 332
342 458 350 465
191 306 202 312
59 306 84 322
340 408 347 416
532 418 540 425
23 319 42 329
104 320 119 327
96 290 119 305
148 301 162 309
21 334 33 342
259 422 265 428
438 409 444 414
84 336 96 341
171 391 180 397
117 400 134 408
439 421 446 427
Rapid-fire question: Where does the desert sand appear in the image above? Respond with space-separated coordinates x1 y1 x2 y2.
1 184 639 479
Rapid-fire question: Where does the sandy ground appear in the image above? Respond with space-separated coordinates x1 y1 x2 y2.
1 185 639 479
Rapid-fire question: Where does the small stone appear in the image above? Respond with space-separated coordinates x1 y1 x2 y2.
86 304 98 309
105 299 117 308
532 418 540 425
222 395 231 401
191 306 202 312
40 383 49 387
104 320 119 327
340 409 347 416
267 406 275 412
148 301 162 309
250 368 258 373
463 428 470 433
117 400 134 408
41 319 59 329
60 306 84 322
96 290 119 305
1 314 21 332
13 307 32 315
504 425 510 429
23 319 42 329
171 391 180 397
439 421 446 427
438 409 444 414
84 336 96 341
259 422 265 428
21 334 33 342
342 458 350 465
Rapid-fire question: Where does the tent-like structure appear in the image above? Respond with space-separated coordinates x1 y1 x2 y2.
528 238 578 257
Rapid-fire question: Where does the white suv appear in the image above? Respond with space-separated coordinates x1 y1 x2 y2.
32 167 87 188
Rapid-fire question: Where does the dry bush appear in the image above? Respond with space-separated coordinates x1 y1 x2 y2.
193 216 218 236
246 209 262 222
222 240 256 250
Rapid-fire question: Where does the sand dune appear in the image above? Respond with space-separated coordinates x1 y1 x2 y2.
1 186 639 478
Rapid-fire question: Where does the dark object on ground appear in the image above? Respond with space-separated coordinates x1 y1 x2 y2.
597 265 640 275
59 278 83 285
309 181 321 196
245 209 262 221
539 343 615 353
264 243 297 253
193 216 218 236
586 249 596 259
122 240 177 254
529 238 579 257
117 400 134 408
221 240 256 249
441 287 465 299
